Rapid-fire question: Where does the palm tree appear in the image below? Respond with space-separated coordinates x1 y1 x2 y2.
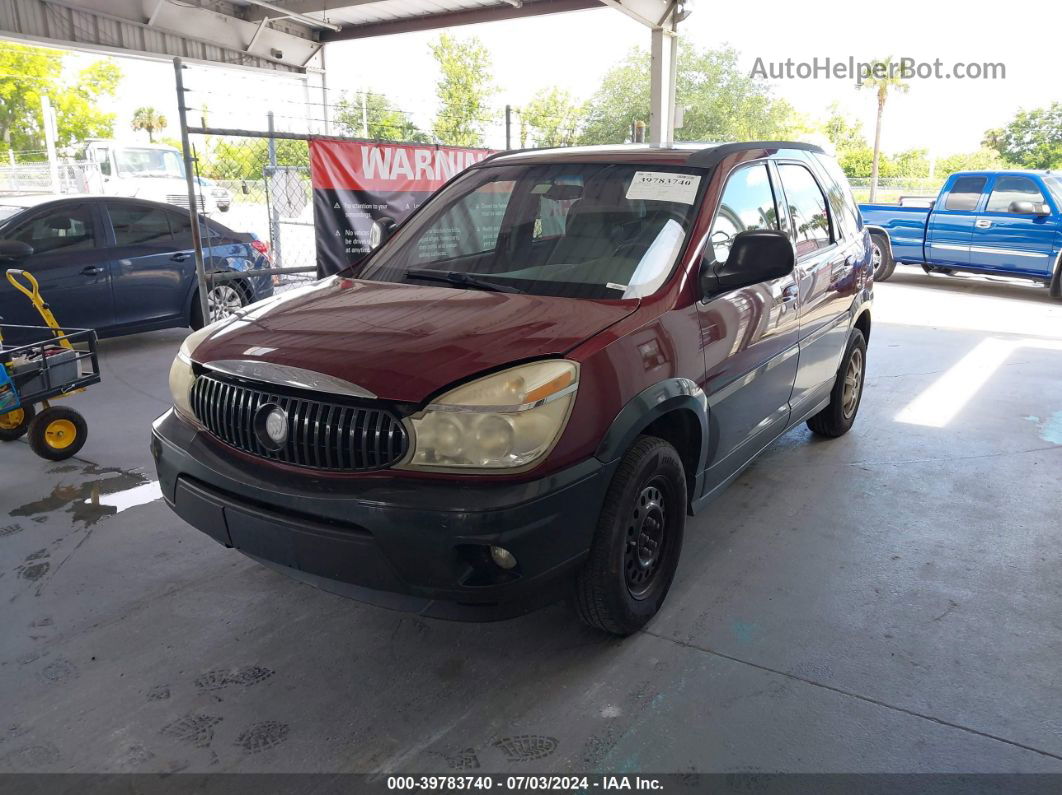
860 58 909 202
131 106 167 143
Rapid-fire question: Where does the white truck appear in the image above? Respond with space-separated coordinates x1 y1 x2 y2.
78 140 229 214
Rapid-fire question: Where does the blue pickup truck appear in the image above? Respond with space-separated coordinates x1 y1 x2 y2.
860 170 1062 299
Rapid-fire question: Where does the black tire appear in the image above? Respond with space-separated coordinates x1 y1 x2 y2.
574 436 686 636
807 329 867 438
869 233 895 281
190 281 248 330
1050 257 1061 300
0 403 35 441
28 406 87 461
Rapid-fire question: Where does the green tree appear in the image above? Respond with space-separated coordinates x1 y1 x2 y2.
823 103 865 152
131 106 167 142
334 91 429 142
0 44 121 158
938 148 1006 174
859 57 909 201
579 43 803 145
520 88 584 147
430 34 497 147
984 103 1062 169
201 138 308 180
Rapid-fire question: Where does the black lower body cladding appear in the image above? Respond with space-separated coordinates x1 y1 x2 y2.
151 409 615 620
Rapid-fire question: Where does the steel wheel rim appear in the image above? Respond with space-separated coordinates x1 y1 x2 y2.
624 479 669 599
842 347 864 419
871 243 886 277
208 285 243 322
45 419 77 449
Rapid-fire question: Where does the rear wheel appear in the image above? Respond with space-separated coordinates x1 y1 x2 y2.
870 233 895 281
191 282 248 329
0 403 35 441
574 436 686 636
807 329 867 438
28 406 87 461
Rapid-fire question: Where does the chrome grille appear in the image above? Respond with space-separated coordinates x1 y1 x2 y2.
191 373 408 471
167 194 206 210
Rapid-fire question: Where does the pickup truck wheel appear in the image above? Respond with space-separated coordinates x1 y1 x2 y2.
1050 257 1062 299
807 328 867 438
870 234 895 281
574 436 686 636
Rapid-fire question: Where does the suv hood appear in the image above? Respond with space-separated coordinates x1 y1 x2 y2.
190 277 637 403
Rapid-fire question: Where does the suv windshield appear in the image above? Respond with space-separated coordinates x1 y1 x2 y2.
115 148 185 179
358 163 706 300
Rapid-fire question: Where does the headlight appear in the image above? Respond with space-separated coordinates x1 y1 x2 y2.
168 323 217 424
401 360 578 472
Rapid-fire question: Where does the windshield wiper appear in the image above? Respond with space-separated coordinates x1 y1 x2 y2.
404 269 523 294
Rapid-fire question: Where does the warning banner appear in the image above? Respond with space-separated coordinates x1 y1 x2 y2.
309 140 495 276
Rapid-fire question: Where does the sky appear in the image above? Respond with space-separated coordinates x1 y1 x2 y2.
49 0 1061 157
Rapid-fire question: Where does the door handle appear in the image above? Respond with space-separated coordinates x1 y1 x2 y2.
80 265 102 276
975 219 992 229
170 252 191 263
781 285 799 303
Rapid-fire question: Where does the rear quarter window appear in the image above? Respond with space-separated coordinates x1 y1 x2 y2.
943 176 987 211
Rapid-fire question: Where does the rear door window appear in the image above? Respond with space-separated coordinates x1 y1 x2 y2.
814 155 861 241
108 204 174 246
943 176 987 211
777 164 832 258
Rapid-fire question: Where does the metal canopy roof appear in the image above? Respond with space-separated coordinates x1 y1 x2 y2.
0 0 612 72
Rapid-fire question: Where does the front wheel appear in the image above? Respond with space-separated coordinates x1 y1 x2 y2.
191 282 248 329
870 234 895 281
807 328 867 438
574 436 687 636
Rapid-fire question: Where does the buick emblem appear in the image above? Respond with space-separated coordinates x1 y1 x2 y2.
254 403 288 451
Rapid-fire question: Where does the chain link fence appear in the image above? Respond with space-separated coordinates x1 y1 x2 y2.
849 177 943 205
184 128 317 292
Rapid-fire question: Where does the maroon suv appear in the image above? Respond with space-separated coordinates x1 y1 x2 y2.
153 142 873 635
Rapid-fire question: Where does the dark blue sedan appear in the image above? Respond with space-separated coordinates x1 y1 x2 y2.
0 195 273 338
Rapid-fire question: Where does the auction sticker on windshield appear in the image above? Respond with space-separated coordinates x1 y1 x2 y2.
626 171 701 204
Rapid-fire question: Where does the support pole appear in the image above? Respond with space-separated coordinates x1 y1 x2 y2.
505 104 512 150
648 21 677 145
319 45 330 135
173 57 211 326
267 110 283 269
40 96 59 193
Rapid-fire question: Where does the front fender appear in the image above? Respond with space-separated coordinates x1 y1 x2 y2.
594 378 710 482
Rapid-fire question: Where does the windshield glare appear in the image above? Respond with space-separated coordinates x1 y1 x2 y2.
115 148 185 179
358 163 705 300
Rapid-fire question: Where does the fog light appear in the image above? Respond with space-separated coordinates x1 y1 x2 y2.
490 545 517 570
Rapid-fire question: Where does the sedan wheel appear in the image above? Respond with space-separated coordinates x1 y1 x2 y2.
208 284 246 322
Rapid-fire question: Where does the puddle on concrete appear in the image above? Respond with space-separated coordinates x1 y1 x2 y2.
10 463 159 527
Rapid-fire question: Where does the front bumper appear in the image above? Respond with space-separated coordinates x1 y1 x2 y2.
151 409 614 620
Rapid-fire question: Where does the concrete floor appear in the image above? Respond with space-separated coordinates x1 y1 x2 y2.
1 266 1061 774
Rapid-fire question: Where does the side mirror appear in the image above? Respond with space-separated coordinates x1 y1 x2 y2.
369 217 397 250
700 229 795 297
0 240 33 264
1008 200 1051 216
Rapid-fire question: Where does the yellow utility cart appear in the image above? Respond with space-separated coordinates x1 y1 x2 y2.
0 268 101 460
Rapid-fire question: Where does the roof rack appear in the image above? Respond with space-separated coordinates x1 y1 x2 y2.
686 141 825 168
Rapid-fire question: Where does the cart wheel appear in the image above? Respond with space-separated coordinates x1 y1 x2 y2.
0 403 35 442
28 406 87 461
